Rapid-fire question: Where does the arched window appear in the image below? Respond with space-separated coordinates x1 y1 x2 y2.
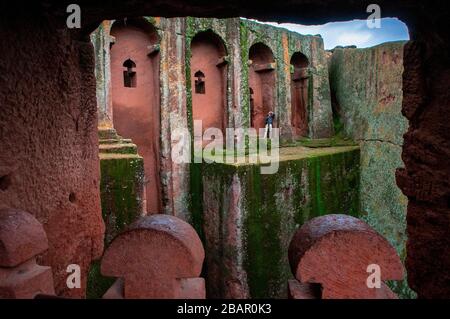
248 42 275 130
290 52 309 81
123 59 137 88
190 30 227 135
194 70 205 94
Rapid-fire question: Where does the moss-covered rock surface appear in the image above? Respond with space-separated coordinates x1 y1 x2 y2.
328 42 413 298
87 133 145 299
195 145 360 298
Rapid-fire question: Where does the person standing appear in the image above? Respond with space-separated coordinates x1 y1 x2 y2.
264 111 275 138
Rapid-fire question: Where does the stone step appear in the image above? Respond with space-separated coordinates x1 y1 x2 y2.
99 138 133 145
99 143 138 155
98 128 121 140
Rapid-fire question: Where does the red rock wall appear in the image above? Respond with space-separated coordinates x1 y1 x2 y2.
290 81 308 137
248 68 264 129
110 22 162 214
0 11 104 297
396 24 450 298
290 53 309 138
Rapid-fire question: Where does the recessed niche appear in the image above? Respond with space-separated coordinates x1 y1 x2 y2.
194 71 205 94
249 42 275 130
123 59 137 88
0 174 11 191
69 192 77 203
290 52 309 137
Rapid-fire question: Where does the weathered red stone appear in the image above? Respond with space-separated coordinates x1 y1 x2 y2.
0 258 55 299
287 280 321 299
288 214 404 299
0 209 55 299
0 10 105 297
0 209 48 267
101 214 205 298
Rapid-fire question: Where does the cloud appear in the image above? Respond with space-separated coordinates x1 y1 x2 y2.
336 32 373 46
251 18 409 50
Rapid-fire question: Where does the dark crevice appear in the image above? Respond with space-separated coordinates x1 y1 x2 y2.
0 174 12 191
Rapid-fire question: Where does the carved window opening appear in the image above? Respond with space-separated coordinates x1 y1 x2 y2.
194 70 205 94
123 59 137 88
249 87 255 127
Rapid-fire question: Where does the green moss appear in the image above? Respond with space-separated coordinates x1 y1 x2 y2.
99 155 144 244
333 110 344 135
247 149 360 297
190 162 204 240
99 143 137 154
310 157 325 215
86 260 115 299
329 42 414 298
144 16 157 27
239 21 250 127
87 153 144 299
97 128 120 140
243 164 284 298
292 136 357 148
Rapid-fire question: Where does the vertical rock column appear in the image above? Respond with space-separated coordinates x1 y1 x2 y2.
88 22 146 298
87 128 145 298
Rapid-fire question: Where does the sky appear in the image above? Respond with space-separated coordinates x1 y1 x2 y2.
256 18 409 50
